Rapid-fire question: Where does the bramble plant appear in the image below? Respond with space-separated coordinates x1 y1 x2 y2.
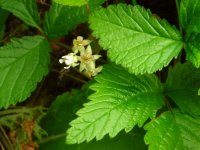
0 0 200 149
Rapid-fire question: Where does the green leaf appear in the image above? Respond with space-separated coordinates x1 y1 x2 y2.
185 33 200 67
180 0 200 33
0 36 50 108
0 8 9 41
165 62 200 116
89 4 183 74
66 64 164 144
54 0 88 6
44 0 105 39
144 110 200 150
39 85 147 150
0 0 41 30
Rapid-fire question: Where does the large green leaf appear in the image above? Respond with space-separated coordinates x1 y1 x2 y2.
0 8 9 41
165 62 200 116
180 0 200 33
44 0 105 39
0 0 41 30
54 0 88 6
0 36 50 108
144 110 200 150
89 4 183 74
185 33 200 67
40 85 147 150
66 64 164 144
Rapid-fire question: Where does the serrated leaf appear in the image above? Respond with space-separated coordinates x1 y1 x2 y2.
165 62 200 116
0 36 50 108
54 0 88 6
185 33 200 67
180 0 200 33
89 4 183 74
144 110 200 150
0 0 41 30
44 0 105 39
66 64 164 144
40 86 147 150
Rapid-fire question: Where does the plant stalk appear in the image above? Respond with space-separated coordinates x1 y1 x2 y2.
132 0 137 5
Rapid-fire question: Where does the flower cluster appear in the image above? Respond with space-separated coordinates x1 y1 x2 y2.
59 36 103 77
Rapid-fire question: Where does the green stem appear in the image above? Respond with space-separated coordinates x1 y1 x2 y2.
37 134 66 144
175 0 182 34
132 0 137 5
175 0 183 62
0 107 47 116
55 41 71 50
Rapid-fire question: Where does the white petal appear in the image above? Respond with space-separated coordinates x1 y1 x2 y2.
59 59 65 64
85 45 92 55
64 66 70 69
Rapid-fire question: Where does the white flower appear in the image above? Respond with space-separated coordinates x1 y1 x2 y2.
59 53 79 69
78 45 102 76
72 36 91 54
84 66 103 77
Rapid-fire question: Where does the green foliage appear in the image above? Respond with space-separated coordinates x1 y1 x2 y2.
0 36 50 108
165 62 200 116
1 0 200 149
180 0 200 33
39 85 147 150
54 0 88 6
0 0 41 30
184 33 200 67
0 8 9 41
44 0 105 39
67 64 164 144
144 110 200 150
89 4 183 74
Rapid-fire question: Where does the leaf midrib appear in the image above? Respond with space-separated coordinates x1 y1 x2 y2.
96 17 182 42
69 90 162 139
0 39 43 70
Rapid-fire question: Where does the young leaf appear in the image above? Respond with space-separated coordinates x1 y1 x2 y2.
0 36 50 108
44 0 105 39
66 64 164 144
0 0 41 30
40 87 147 150
89 4 183 74
180 0 200 33
165 62 200 116
185 33 200 67
144 110 200 150
54 0 88 6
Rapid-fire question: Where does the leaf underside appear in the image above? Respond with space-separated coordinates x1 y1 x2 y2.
185 33 200 68
144 110 200 150
89 4 183 74
44 0 105 39
165 62 200 116
67 64 164 144
180 0 200 33
0 36 50 108
0 0 40 29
